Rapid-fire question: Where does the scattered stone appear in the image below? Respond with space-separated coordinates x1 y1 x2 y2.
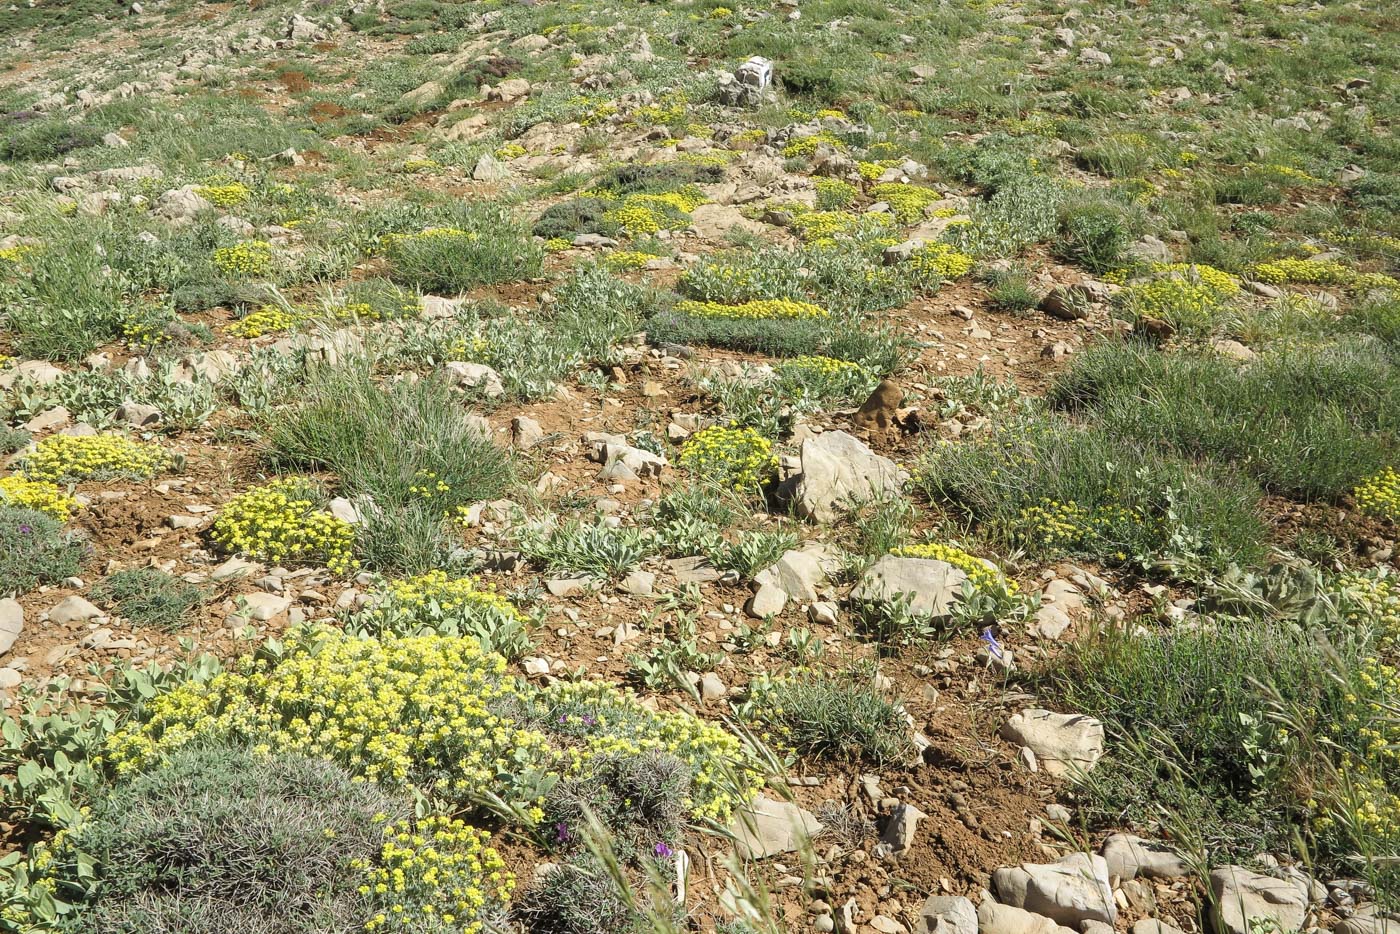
211 556 262 582
154 185 213 223
0 667 21 690
852 555 968 619
808 601 839 625
238 592 291 621
793 431 903 522
49 596 103 626
547 577 591 597
511 416 546 449
113 401 162 427
1210 866 1310 934
472 153 511 181
0 599 23 655
699 672 726 700
1039 287 1087 321
976 900 1079 934
23 406 70 432
746 582 787 619
729 794 823 859
442 361 505 398
992 853 1117 927
755 549 827 603
915 896 977 934
880 803 926 855
1101 834 1190 881
619 569 655 596
1000 709 1105 778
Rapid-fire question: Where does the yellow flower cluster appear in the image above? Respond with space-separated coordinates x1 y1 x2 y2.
495 143 527 160
777 355 866 378
400 158 440 173
544 236 572 252
119 306 172 348
23 433 170 482
195 182 251 207
542 679 764 823
105 628 761 823
1121 263 1239 329
602 189 705 236
674 298 828 320
212 239 274 278
857 161 888 180
1016 498 1148 558
908 242 976 280
1251 257 1399 292
0 475 78 521
815 177 858 209
382 570 522 622
870 183 942 223
1355 467 1400 523
0 244 35 263
382 227 478 250
791 209 868 243
781 133 845 159
1337 571 1400 647
357 815 513 933
209 478 357 575
679 425 777 490
226 305 307 338
603 249 656 270
891 542 1017 596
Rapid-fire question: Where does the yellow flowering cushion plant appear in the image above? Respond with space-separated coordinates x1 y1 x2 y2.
105 628 763 826
0 475 79 521
209 478 357 575
22 434 170 483
678 425 778 490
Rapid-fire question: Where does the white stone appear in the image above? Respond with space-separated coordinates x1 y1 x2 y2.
0 599 23 655
728 795 823 859
992 853 1117 928
1000 709 1104 778
49 596 103 626
852 555 968 619
1210 866 1310 934
794 431 903 522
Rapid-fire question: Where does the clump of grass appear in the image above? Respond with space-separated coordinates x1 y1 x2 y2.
381 207 542 293
90 568 203 631
743 666 915 764
913 409 1267 572
264 362 514 514
1054 200 1135 273
1051 338 1400 499
68 742 413 934
1044 617 1348 864
0 506 85 596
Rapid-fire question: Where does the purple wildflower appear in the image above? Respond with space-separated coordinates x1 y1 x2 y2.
653 842 674 859
980 627 1004 660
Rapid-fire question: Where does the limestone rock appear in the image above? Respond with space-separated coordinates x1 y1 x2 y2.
0 599 23 655
1209 866 1310 934
49 596 103 626
852 555 968 619
976 900 1079 934
1100 834 1190 881
442 361 505 398
1000 709 1104 778
793 430 903 522
992 853 1116 928
729 794 823 859
754 548 827 603
915 896 977 934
